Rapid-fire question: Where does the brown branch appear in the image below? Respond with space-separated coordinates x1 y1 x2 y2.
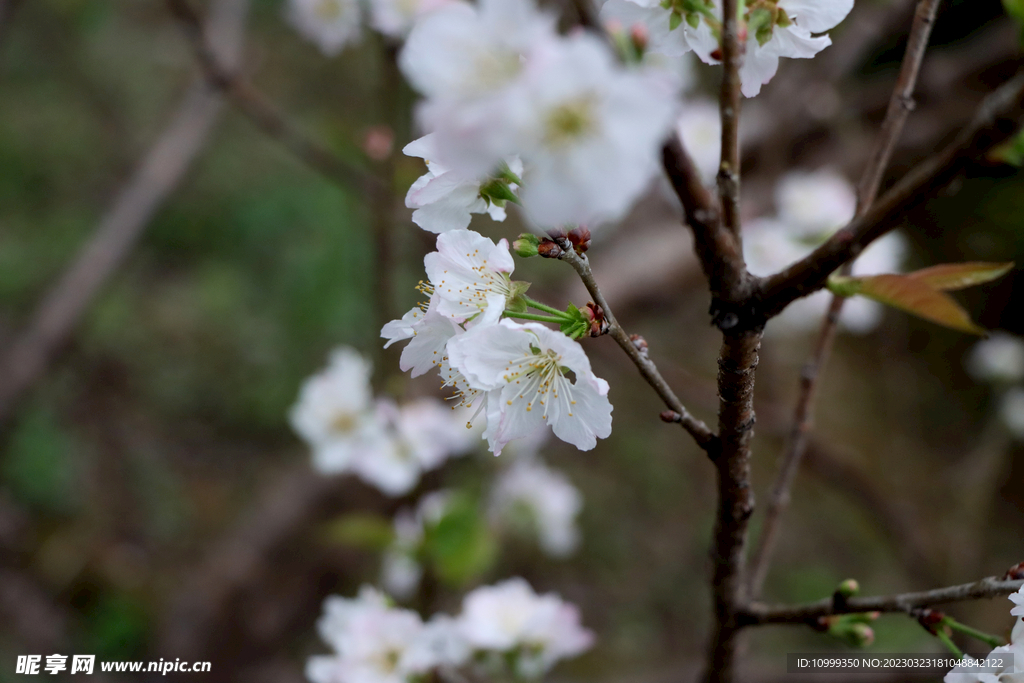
718 0 742 242
758 67 1024 319
556 244 718 452
741 577 1024 626
704 330 760 683
746 0 943 600
165 0 382 196
0 0 250 427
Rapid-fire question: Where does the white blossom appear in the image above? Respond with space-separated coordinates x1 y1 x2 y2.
399 0 558 175
775 168 856 237
1001 388 1024 441
368 0 454 38
676 98 722 182
403 134 523 233
457 578 593 677
350 399 475 497
424 229 518 322
1012 586 1024 618
448 320 613 455
944 602 1024 683
286 0 362 56
308 587 444 683
512 33 680 226
290 348 393 474
490 457 583 557
600 0 714 59
967 333 1024 384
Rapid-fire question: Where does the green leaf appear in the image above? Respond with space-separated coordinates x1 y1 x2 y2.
319 513 395 550
833 273 987 335
424 495 497 586
1004 0 1024 24
906 262 1014 291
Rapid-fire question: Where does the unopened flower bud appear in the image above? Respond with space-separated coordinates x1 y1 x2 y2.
362 125 394 161
567 226 591 253
514 233 541 258
917 608 946 635
537 240 564 259
660 410 681 423
630 23 649 53
584 302 609 337
837 579 860 598
630 334 649 358
1004 561 1024 580
849 623 875 648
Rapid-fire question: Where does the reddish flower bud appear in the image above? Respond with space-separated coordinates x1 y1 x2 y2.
567 226 591 253
584 302 609 337
917 608 945 635
537 239 564 259
630 22 649 53
1005 562 1024 580
630 334 649 358
660 410 681 423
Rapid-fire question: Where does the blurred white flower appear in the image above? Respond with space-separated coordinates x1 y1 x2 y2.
513 33 680 226
967 333 1024 384
399 0 558 175
368 0 454 38
746 222 908 335
380 491 456 599
775 169 856 237
403 134 522 233
308 587 444 683
448 320 613 455
1000 388 1024 441
290 348 393 474
676 98 722 182
457 578 593 677
286 0 362 56
490 457 583 557
350 399 476 497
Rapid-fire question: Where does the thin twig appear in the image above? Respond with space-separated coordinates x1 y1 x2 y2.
742 577 1024 626
165 0 382 196
718 0 742 242
758 67 1024 319
746 0 943 600
556 244 717 453
0 0 250 427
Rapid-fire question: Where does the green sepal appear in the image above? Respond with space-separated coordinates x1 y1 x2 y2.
686 11 701 28
479 178 519 206
669 10 683 30
558 303 590 339
505 280 532 313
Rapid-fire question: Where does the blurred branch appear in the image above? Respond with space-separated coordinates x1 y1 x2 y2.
0 0 249 427
758 67 1024 319
742 576 1024 625
165 0 383 196
718 0 742 242
556 244 718 452
746 0 943 601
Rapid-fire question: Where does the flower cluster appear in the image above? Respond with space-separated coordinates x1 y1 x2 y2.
601 0 854 97
399 0 680 228
286 0 456 54
290 347 476 496
308 579 593 683
382 230 613 456
944 587 1024 682
743 169 908 335
966 332 1024 440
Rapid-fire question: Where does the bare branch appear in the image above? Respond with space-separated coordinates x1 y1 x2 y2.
742 577 1024 626
556 244 718 453
165 0 382 196
746 0 943 600
0 0 250 426
758 67 1024 319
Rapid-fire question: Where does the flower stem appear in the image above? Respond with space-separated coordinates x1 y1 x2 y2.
944 618 1005 649
934 629 966 659
503 311 569 324
522 296 571 318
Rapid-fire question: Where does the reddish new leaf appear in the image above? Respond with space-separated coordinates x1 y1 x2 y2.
853 274 987 335
906 262 1014 291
